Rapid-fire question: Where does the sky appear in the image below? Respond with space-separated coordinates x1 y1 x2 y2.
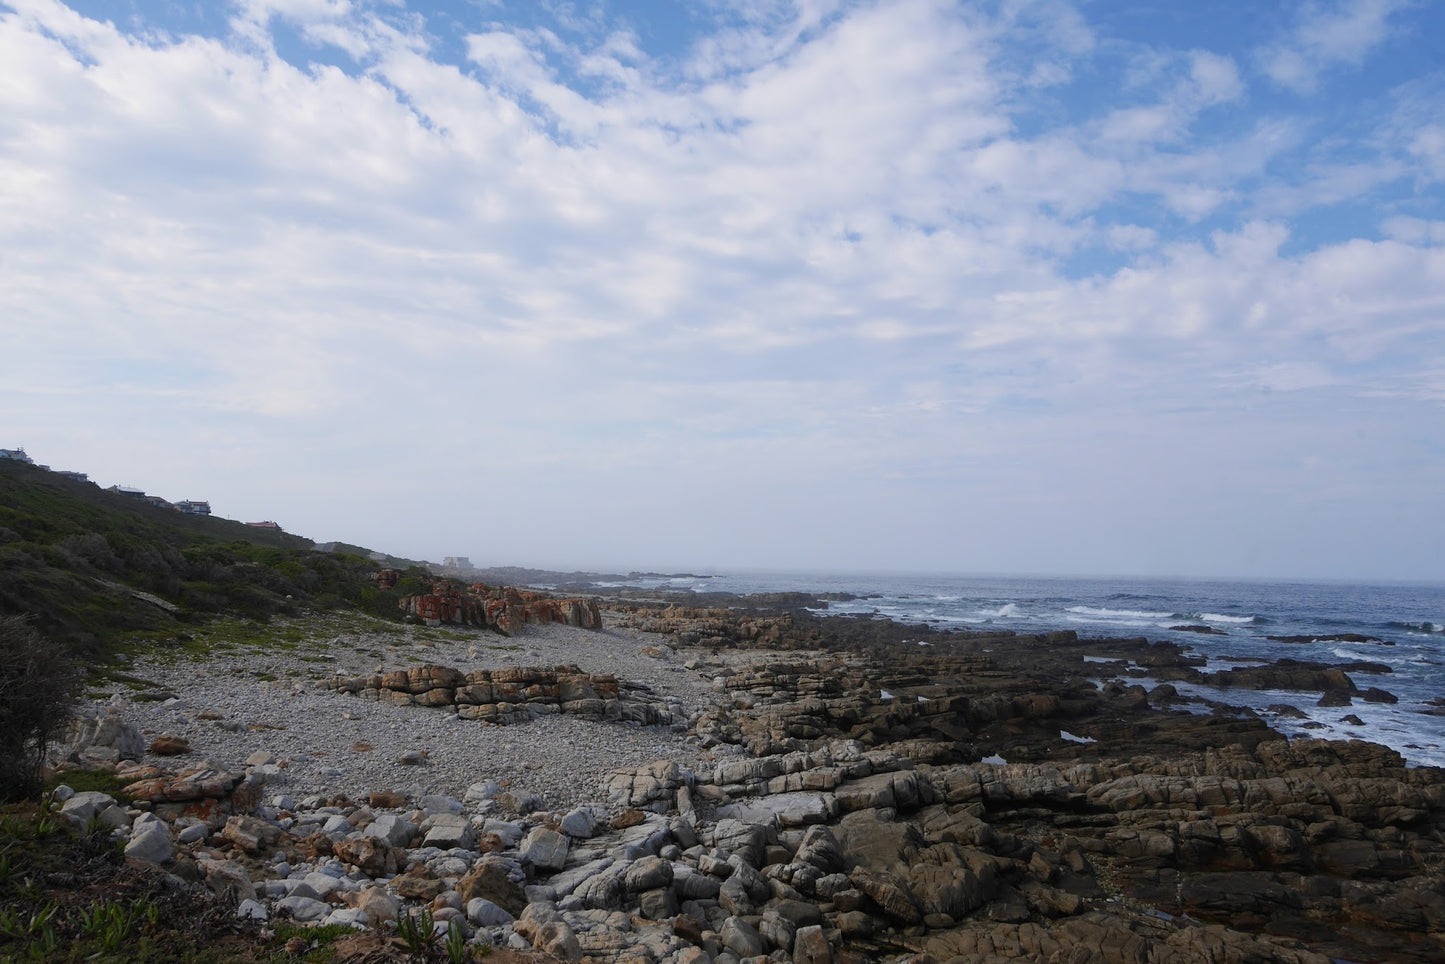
1 0 1443 582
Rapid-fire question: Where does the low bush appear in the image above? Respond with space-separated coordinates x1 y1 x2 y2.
0 615 82 802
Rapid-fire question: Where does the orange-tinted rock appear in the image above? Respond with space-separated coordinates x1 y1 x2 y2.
397 581 601 633
123 768 241 803
149 734 191 756
405 665 464 693
222 814 284 855
334 837 400 876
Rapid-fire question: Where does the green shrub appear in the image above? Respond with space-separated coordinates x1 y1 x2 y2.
0 616 82 802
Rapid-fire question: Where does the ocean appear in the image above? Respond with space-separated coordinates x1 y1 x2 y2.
582 571 1445 768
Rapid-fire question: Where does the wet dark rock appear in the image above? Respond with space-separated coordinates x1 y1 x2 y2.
1211 659 1358 694
596 601 1445 962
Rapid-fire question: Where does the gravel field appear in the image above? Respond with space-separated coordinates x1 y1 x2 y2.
87 614 740 809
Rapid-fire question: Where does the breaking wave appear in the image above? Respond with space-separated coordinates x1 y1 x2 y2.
1067 605 1174 620
1197 612 1257 624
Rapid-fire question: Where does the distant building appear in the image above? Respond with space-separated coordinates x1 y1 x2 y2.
246 521 282 530
443 556 474 569
175 500 211 516
143 495 174 509
55 471 89 482
0 448 33 463
107 485 146 498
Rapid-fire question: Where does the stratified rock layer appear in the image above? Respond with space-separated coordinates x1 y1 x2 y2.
398 581 602 633
325 663 682 726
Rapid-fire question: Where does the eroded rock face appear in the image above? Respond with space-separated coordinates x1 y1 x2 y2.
64 710 146 765
325 663 681 727
397 581 602 632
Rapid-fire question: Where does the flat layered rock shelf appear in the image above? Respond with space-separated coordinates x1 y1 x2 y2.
53 607 1445 963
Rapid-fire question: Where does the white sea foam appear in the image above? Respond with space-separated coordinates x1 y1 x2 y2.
1067 605 1173 619
879 690 894 701
1332 646 1407 666
981 754 1008 765
977 603 1024 619
1199 612 1255 624
1066 614 1152 627
1137 672 1445 768
1060 730 1097 744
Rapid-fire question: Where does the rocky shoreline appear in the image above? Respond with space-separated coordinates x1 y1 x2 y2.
50 602 1445 962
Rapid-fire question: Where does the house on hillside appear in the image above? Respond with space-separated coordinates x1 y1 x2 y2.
55 471 89 482
144 495 174 509
175 500 211 516
443 556 474 569
0 448 33 463
107 485 146 499
246 520 281 530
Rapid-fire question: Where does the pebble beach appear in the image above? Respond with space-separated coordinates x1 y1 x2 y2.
91 614 733 808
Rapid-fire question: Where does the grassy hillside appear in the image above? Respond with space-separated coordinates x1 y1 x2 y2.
0 460 431 662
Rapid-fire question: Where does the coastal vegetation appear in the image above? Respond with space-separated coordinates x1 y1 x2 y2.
0 794 476 962
0 615 83 802
0 459 429 665
0 461 474 958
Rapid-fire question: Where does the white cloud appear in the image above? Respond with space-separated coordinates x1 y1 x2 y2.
1258 0 1409 93
1410 124 1445 180
0 0 1441 577
1188 50 1244 106
1242 362 1340 392
1381 216 1445 244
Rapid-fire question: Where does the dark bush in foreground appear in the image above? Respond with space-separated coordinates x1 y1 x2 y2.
0 615 82 801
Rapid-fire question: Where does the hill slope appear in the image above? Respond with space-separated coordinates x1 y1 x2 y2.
0 460 427 660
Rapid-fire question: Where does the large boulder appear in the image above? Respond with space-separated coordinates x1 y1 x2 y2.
66 711 146 764
458 857 527 916
520 828 569 872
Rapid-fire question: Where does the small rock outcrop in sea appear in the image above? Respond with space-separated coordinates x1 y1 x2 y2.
1265 633 1389 645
